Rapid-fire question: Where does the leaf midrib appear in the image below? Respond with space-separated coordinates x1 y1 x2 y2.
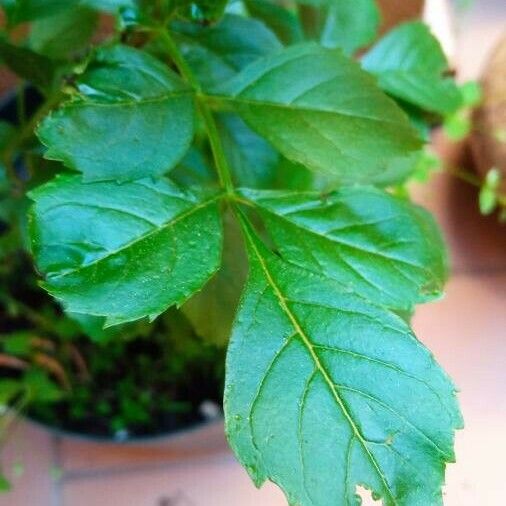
243 225 398 505
212 94 409 126
46 193 223 280
61 89 194 109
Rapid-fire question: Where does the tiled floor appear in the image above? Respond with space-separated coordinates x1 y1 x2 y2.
2 2 505 506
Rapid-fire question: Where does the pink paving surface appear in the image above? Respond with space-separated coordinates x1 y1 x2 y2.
1 2 505 505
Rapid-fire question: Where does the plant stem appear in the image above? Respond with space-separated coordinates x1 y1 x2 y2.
157 29 201 91
444 166 506 207
196 102 235 194
156 29 235 195
445 166 482 187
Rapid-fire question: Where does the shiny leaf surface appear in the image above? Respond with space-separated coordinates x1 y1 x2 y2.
37 45 195 182
29 175 222 326
216 44 422 185
225 221 462 506
362 22 462 115
240 187 447 310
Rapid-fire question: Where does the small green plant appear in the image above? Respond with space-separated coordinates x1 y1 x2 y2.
0 1 471 504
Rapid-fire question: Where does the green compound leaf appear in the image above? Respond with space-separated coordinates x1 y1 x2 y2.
240 187 448 310
215 44 422 185
321 0 380 55
29 174 222 326
173 14 282 91
225 220 462 506
362 22 462 115
37 45 195 182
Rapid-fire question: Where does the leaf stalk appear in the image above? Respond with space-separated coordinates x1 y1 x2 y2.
157 28 235 195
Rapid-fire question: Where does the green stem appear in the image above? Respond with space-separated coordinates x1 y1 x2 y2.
446 166 482 187
157 29 201 91
444 166 506 206
156 29 235 195
196 102 235 194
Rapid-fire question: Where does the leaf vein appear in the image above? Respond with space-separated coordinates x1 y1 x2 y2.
244 228 398 505
46 193 223 280
337 384 451 459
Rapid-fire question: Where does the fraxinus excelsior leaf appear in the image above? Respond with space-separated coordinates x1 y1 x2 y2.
29 175 222 326
225 219 462 506
362 22 462 115
214 44 422 185
18 5 465 503
37 45 195 182
239 187 448 310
